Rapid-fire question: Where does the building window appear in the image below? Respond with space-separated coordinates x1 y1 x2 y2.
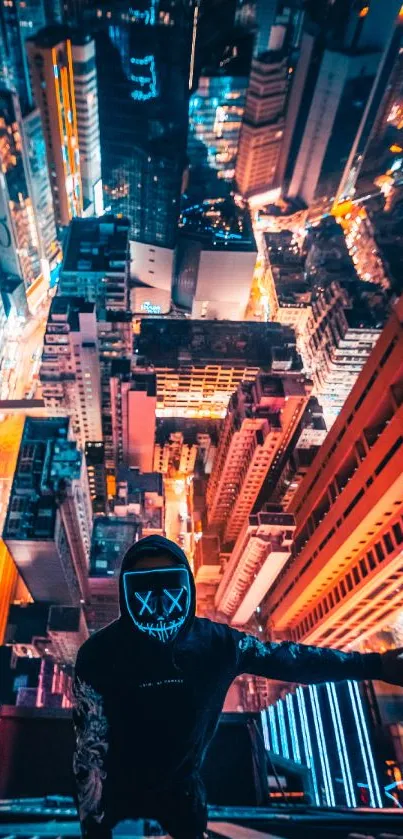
392 521 403 544
359 557 368 577
375 541 385 562
367 550 376 570
384 532 394 554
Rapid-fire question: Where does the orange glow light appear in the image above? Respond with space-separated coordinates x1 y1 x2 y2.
359 5 369 17
390 143 403 153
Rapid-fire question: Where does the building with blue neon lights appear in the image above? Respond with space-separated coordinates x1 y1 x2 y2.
95 19 189 246
261 681 385 808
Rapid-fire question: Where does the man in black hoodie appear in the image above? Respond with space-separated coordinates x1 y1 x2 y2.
72 535 403 839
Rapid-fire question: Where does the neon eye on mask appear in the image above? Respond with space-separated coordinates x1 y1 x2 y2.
123 567 191 643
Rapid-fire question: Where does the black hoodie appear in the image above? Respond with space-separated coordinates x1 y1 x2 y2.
72 535 383 836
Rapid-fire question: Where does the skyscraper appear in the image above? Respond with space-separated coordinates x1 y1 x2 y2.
22 106 59 271
187 28 252 199
26 25 83 226
281 0 402 208
96 20 189 246
71 34 102 215
85 441 107 515
40 296 103 447
0 89 44 303
262 297 403 649
287 48 383 207
235 50 288 201
339 8 403 200
206 372 311 544
3 417 93 605
302 280 385 426
0 0 46 114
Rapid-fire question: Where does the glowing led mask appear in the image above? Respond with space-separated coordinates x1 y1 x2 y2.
123 567 191 643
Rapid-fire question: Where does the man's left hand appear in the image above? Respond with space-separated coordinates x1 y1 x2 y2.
380 647 403 686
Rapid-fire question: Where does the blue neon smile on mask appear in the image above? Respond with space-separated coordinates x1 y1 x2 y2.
123 567 191 643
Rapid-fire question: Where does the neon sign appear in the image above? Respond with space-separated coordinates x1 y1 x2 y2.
128 0 156 25
130 55 157 101
141 301 161 314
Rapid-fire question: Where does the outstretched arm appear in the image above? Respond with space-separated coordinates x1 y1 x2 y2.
232 630 385 684
72 647 111 839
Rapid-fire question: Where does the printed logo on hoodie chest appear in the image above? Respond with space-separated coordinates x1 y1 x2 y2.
137 676 185 689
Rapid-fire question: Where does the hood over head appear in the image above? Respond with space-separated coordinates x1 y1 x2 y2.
118 535 196 644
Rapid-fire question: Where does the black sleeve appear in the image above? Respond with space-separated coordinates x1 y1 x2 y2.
72 645 111 839
229 628 383 684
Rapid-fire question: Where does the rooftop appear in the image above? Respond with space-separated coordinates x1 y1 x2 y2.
26 24 93 48
62 216 130 275
116 469 163 496
45 295 96 334
3 419 82 542
90 516 140 577
135 319 301 368
179 198 256 252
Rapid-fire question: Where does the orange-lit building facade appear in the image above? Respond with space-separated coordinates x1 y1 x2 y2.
215 508 295 626
27 28 83 227
262 297 403 649
206 373 311 544
235 51 288 200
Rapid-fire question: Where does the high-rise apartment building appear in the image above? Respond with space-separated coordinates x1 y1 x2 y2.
97 309 133 472
3 417 93 605
336 8 403 201
85 441 107 515
215 507 296 625
235 50 288 201
135 319 302 418
263 230 312 334
71 34 102 215
40 296 103 447
154 432 198 477
262 297 403 650
59 216 130 310
206 372 311 544
110 363 157 472
0 0 46 113
40 293 133 475
287 48 383 207
263 224 388 427
268 396 327 509
26 25 83 226
213 396 326 623
0 89 44 301
281 0 402 207
22 107 59 270
302 280 384 426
